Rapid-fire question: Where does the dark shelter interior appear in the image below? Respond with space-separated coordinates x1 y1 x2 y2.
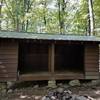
18 42 49 74
55 44 84 73
18 41 84 74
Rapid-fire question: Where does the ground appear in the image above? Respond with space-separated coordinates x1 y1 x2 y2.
0 81 100 100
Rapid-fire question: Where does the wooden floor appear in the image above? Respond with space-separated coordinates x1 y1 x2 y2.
19 71 84 81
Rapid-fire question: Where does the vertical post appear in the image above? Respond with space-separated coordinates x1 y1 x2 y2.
48 44 51 73
51 43 55 74
48 43 56 88
48 43 55 73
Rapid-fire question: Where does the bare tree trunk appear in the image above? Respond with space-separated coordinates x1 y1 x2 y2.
15 0 19 32
61 0 66 34
57 0 61 34
0 0 3 30
43 0 47 32
87 6 91 35
25 0 30 32
58 0 66 34
21 0 26 32
88 0 95 36
25 0 33 32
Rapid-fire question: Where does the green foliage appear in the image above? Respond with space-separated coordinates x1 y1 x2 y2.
0 0 99 35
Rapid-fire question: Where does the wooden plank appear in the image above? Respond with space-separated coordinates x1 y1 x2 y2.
0 55 17 59
85 65 98 67
85 68 99 71
19 72 85 81
0 69 17 73
0 74 17 78
0 64 18 68
0 61 17 64
54 75 84 80
85 56 98 59
85 72 99 75
0 60 18 63
85 51 98 54
0 78 17 81
0 52 17 55
19 73 52 81
85 76 99 79
85 62 98 64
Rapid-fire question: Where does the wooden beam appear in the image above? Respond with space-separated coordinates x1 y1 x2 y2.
48 43 55 74
51 43 55 74
48 44 51 72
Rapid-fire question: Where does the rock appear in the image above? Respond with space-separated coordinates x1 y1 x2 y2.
7 89 13 93
0 89 7 96
63 95 72 100
83 95 95 100
63 84 70 88
33 85 39 89
48 80 56 88
69 80 80 86
56 87 64 93
42 96 51 100
20 95 27 99
15 89 18 92
91 80 100 86
74 96 87 100
34 96 42 100
0 82 7 96
64 90 72 94
51 96 56 100
42 88 95 100
0 82 6 89
7 81 14 89
57 83 63 87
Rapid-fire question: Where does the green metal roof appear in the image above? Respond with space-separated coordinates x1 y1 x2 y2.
0 31 100 42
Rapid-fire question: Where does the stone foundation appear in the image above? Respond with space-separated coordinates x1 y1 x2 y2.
48 80 56 88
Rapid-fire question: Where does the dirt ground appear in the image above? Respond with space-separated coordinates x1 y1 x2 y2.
1 81 100 100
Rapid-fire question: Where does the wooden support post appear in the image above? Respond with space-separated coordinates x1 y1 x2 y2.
48 43 56 87
48 44 51 73
48 43 55 73
48 43 55 74
51 43 55 74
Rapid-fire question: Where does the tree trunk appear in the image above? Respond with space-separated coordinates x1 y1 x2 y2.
88 0 95 36
43 0 47 31
15 0 19 32
0 0 3 30
57 0 61 34
58 0 66 34
61 0 66 34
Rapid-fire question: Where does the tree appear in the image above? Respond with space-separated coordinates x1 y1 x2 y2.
0 0 3 30
57 0 68 34
0 0 98 35
88 0 94 36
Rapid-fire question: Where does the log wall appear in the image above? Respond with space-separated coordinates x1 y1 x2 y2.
0 40 18 81
84 44 99 79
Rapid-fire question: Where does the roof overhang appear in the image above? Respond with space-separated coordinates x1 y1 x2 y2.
0 31 100 43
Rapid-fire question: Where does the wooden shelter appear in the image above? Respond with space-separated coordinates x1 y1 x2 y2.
0 31 100 81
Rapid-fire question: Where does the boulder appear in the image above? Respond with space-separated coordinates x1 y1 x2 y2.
33 85 39 89
69 80 80 86
56 87 64 93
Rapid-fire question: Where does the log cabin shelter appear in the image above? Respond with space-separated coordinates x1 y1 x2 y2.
0 31 100 82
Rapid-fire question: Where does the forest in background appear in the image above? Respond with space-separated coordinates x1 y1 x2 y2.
0 0 100 35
